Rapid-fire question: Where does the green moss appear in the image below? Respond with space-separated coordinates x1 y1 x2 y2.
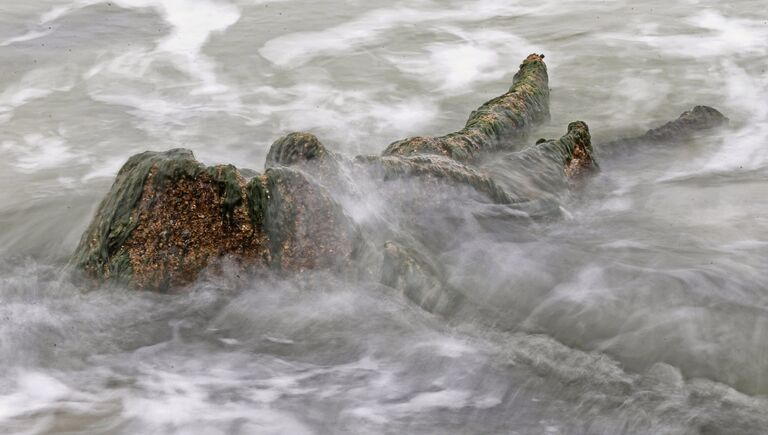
383 54 550 161
205 164 244 226
265 132 329 168
71 149 201 281
72 149 254 284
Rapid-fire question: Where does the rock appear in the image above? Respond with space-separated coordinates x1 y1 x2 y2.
484 121 598 205
248 167 360 273
71 53 722 303
72 149 357 290
265 132 334 168
383 53 550 161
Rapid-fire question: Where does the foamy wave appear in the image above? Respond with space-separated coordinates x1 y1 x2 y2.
5 134 83 173
247 83 438 155
0 66 77 124
384 26 534 93
702 60 768 171
636 10 768 58
259 0 553 67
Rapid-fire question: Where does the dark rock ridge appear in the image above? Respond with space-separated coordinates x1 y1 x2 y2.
71 53 724 311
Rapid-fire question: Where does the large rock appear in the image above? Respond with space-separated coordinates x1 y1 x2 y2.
72 149 357 290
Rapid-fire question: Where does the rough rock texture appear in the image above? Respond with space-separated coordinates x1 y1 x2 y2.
383 53 550 161
265 132 334 168
599 105 729 157
72 149 356 290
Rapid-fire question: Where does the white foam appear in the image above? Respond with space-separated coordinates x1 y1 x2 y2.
400 389 471 410
384 27 534 93
5 134 82 174
0 371 100 424
122 370 314 433
0 28 55 47
415 336 476 358
259 0 553 67
248 83 438 155
81 155 131 181
636 10 768 58
0 66 77 124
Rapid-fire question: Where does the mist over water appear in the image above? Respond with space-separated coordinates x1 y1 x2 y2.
1 0 768 433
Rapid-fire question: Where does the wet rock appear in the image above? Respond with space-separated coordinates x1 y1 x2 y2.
248 167 360 273
488 121 598 203
265 132 334 168
600 105 729 157
383 53 550 161
72 149 357 290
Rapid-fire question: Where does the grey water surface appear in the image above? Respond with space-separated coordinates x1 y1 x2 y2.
1 0 768 433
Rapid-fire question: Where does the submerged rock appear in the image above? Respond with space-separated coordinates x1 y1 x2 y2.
381 241 463 315
265 132 335 169
356 153 522 204
599 105 729 157
485 121 598 206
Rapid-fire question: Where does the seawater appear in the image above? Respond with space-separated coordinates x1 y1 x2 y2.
1 0 767 433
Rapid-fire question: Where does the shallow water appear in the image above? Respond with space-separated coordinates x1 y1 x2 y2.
1 0 768 433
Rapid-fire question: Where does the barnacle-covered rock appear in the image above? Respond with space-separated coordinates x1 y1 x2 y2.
72 149 357 290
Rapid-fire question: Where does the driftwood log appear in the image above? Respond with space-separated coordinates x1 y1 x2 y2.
71 54 727 311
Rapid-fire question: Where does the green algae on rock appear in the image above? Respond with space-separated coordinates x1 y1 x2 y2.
72 53 722 305
383 53 550 161
265 132 334 168
72 149 357 290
